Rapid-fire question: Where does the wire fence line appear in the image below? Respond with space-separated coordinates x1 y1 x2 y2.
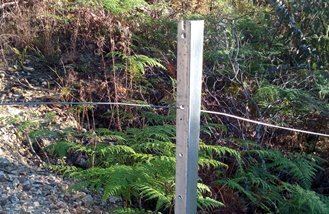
201 110 329 138
0 101 328 137
0 101 174 109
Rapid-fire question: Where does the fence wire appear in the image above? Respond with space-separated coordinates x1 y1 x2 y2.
0 101 175 109
201 110 329 137
1 101 328 137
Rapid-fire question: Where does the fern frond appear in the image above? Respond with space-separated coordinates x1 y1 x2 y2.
132 141 175 156
218 178 258 203
142 112 176 125
29 129 62 139
97 145 136 156
137 157 175 181
128 54 166 75
45 164 80 176
197 196 224 210
95 128 126 142
132 153 155 162
126 125 175 143
70 165 152 202
136 184 173 210
199 144 241 160
197 183 212 195
280 184 329 214
200 123 227 136
113 208 154 214
198 158 228 169
248 150 321 188
45 141 78 158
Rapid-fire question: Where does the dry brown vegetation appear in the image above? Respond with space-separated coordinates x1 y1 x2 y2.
1 0 329 213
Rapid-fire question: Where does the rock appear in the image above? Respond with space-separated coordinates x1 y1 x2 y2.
7 67 16 72
109 196 121 204
20 192 29 200
73 191 87 199
22 66 35 72
82 195 94 206
0 171 7 182
0 199 7 206
22 181 32 191
12 178 20 187
6 107 23 116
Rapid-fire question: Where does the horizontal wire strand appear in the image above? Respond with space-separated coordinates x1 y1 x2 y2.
1 102 328 137
201 110 329 138
0 101 175 109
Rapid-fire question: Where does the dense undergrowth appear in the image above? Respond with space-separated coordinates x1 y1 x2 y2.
1 0 329 213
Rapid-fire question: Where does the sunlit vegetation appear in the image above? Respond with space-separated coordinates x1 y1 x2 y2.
1 0 329 213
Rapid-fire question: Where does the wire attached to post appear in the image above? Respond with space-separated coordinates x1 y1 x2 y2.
0 101 175 109
201 109 329 137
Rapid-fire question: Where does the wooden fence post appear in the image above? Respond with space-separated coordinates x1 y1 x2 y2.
175 20 204 214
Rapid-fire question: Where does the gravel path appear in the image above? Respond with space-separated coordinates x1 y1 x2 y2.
0 106 117 214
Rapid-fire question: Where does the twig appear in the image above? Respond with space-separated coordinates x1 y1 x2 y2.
0 1 18 10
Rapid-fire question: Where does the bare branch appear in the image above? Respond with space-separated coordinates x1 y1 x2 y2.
0 1 18 10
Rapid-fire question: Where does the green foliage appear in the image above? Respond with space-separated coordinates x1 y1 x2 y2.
314 70 329 100
4 0 329 213
197 196 224 210
124 54 165 76
29 129 61 139
142 111 176 125
113 208 154 214
45 164 81 176
111 52 166 83
47 124 226 212
245 149 323 188
279 184 329 214
77 0 146 14
199 142 241 160
45 141 78 158
218 143 326 213
200 123 227 136
255 84 329 114
125 125 176 143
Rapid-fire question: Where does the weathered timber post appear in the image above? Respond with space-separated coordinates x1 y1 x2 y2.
175 20 204 214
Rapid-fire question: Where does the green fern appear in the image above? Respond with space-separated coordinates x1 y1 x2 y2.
219 145 326 212
142 111 176 125
199 143 241 160
197 183 212 195
95 128 126 142
197 196 224 210
136 184 173 210
77 0 146 14
113 208 154 214
247 149 322 188
29 129 62 139
45 141 78 158
71 165 150 202
200 123 227 136
125 54 165 76
45 164 81 176
126 125 175 143
255 84 329 114
198 158 228 169
47 124 237 212
279 184 329 214
132 141 175 156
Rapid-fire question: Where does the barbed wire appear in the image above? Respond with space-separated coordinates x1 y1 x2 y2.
0 101 175 109
201 110 329 137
